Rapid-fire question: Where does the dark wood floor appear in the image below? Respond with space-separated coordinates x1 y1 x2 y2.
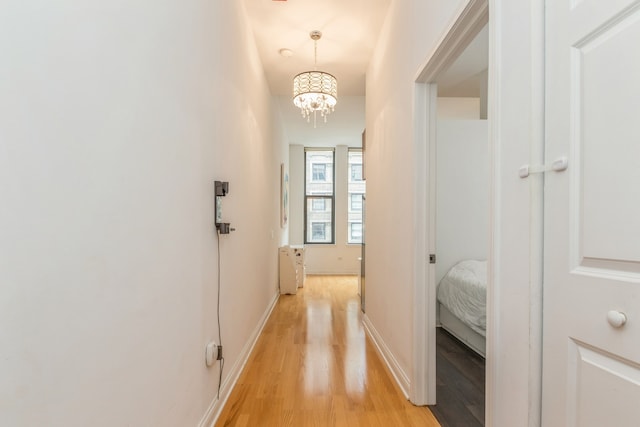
428 328 485 427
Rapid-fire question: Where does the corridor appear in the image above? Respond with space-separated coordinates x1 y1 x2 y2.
216 276 440 426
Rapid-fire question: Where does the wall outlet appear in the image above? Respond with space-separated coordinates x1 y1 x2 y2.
205 341 218 367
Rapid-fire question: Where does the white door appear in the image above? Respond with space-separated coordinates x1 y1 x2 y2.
542 0 640 426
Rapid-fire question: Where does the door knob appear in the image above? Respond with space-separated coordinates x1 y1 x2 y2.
607 310 627 328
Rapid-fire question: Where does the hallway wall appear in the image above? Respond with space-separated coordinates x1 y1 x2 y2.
364 0 465 394
365 0 544 425
0 1 286 426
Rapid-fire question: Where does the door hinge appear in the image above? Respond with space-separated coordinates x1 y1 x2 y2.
429 254 436 264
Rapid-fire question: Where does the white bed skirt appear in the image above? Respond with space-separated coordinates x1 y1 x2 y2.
439 303 486 358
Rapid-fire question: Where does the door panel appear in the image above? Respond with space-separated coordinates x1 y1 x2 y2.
567 341 640 427
578 6 640 264
543 0 640 425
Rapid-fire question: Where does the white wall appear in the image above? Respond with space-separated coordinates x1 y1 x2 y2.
437 97 481 119
0 2 286 426
288 145 362 275
289 145 305 246
366 0 543 425
364 0 466 393
435 119 489 283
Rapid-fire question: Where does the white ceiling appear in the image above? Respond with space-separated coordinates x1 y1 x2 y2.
243 0 487 146
243 0 389 146
244 0 391 96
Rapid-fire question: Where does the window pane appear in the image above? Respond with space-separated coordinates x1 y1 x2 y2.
350 223 363 243
350 194 363 211
350 164 363 181
312 198 326 211
312 164 326 181
312 223 326 240
348 149 365 244
348 151 363 182
305 149 334 244
306 150 334 196
306 197 333 243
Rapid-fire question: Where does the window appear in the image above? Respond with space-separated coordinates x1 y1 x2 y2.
350 223 363 241
312 164 327 181
311 222 327 241
350 194 363 211
305 149 334 244
348 149 365 244
306 198 333 243
312 198 326 211
350 164 363 181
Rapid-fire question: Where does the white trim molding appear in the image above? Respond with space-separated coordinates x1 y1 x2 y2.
412 0 489 409
414 0 489 83
411 81 437 406
362 314 411 399
198 291 280 427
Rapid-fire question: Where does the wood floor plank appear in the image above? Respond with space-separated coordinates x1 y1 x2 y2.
429 328 486 427
216 275 440 427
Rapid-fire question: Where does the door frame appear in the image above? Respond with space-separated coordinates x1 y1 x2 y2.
412 1 547 424
411 0 489 406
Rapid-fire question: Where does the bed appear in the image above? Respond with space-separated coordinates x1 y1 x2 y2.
437 259 487 357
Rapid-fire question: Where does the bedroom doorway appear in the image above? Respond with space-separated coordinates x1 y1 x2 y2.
428 24 489 425
410 0 489 422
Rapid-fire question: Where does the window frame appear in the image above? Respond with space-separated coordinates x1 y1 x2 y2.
347 148 365 244
304 148 335 244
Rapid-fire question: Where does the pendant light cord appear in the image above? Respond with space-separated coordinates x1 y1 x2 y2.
314 39 318 70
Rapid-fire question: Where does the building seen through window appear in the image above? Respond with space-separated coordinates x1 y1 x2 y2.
348 149 365 244
305 149 334 244
312 164 327 181
312 198 326 211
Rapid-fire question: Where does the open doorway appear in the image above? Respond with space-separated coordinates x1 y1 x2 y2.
428 24 489 426
410 0 489 423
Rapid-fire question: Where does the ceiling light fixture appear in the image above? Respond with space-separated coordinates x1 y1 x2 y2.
292 30 337 127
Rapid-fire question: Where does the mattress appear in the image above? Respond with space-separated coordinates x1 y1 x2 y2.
437 259 487 336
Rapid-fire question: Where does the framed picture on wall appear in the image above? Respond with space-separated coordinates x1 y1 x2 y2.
281 163 289 228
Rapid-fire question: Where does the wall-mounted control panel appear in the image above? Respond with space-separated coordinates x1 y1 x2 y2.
214 180 235 234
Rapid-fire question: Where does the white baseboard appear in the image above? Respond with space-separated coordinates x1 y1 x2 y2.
362 314 411 399
198 291 280 427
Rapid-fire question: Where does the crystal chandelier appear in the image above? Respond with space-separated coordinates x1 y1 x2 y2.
292 31 338 127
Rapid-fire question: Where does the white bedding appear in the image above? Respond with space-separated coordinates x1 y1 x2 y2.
437 259 487 336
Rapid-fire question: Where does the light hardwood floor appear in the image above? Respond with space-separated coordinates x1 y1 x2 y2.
216 275 440 427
